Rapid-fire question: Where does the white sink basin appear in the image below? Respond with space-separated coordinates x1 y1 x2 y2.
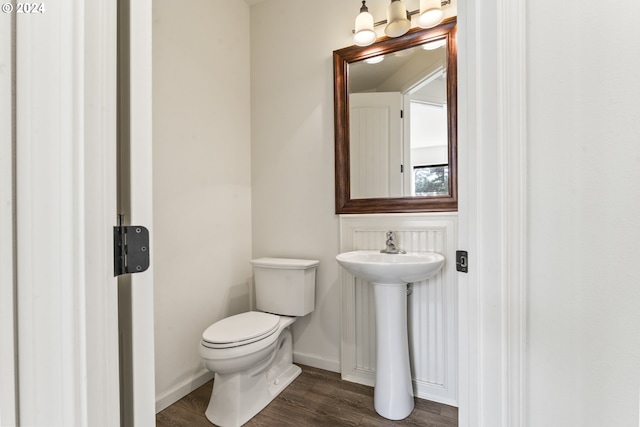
336 250 444 285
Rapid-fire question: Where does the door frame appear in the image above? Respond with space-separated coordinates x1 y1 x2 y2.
0 7 17 426
13 0 120 424
126 0 156 423
457 0 527 425
11 0 155 425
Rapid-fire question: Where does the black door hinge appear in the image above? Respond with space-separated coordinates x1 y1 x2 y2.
456 250 468 273
114 215 150 277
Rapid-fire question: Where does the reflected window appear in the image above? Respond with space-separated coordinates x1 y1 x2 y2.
414 164 449 196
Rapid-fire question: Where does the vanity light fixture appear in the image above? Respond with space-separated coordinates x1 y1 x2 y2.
354 1 377 46
385 0 411 38
352 0 451 46
417 0 445 29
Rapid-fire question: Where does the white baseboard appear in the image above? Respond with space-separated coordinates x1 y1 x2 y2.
155 354 339 413
341 371 458 407
415 386 458 407
155 369 214 413
341 372 374 387
293 351 340 373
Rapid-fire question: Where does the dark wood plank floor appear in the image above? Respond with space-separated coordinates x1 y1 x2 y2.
156 365 458 427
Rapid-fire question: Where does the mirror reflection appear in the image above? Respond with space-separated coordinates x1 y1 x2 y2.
348 39 448 199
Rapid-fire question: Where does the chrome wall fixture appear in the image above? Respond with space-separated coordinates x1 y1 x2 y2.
353 0 451 46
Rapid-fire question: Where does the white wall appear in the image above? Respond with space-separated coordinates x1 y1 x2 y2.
249 0 457 373
527 1 640 426
152 0 253 410
249 0 351 372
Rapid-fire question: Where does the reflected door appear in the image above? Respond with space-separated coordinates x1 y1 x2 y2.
349 92 403 199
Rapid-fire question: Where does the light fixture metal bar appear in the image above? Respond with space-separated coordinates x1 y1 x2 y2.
356 0 452 31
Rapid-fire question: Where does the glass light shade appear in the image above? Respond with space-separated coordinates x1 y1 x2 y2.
354 9 376 46
417 0 444 29
384 0 410 38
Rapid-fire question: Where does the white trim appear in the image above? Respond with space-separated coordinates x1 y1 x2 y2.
498 0 527 425
455 2 477 423
155 370 214 413
457 0 527 425
83 0 120 424
0 8 17 426
293 352 341 374
15 1 119 425
128 0 157 424
16 2 86 424
152 348 342 414
414 382 458 407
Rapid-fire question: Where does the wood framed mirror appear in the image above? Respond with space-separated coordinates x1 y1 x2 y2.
334 18 457 214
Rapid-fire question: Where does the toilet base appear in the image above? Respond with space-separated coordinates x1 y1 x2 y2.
204 328 301 427
206 364 300 427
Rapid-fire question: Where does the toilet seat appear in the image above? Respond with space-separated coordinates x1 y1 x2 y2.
202 311 280 349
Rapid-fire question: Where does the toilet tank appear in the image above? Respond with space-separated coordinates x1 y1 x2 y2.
250 258 319 316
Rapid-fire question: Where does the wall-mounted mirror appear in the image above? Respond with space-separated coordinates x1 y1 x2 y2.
334 18 457 214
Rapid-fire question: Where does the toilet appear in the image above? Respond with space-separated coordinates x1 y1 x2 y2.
199 257 319 427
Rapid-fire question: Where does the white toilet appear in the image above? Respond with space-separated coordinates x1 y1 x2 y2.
199 257 319 427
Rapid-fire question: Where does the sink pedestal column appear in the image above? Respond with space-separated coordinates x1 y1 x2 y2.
372 282 414 420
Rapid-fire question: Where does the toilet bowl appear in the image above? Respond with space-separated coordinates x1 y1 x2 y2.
199 258 319 427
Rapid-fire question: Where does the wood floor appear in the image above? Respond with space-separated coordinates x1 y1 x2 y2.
156 365 458 427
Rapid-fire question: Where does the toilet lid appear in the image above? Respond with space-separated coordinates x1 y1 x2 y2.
202 311 280 347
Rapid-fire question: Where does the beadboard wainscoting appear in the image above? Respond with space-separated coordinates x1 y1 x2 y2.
339 214 458 406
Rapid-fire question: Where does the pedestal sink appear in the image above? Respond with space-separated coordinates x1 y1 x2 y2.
336 250 445 420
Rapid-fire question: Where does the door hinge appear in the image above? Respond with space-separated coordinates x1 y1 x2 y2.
114 215 150 277
456 250 468 273
400 109 404 118
400 164 404 173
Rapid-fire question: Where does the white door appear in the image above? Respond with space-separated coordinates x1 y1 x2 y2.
349 92 404 198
